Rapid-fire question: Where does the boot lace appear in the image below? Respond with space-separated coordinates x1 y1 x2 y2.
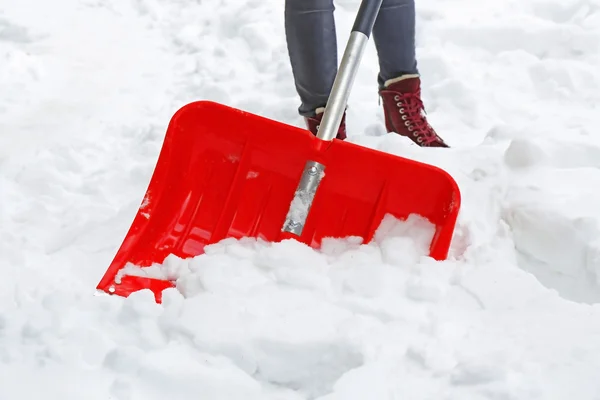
394 91 439 146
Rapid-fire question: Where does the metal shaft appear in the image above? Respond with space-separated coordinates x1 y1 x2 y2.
282 0 383 236
316 0 383 141
316 31 369 141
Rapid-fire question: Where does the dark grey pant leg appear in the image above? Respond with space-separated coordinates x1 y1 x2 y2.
373 0 419 87
284 0 337 117
285 0 418 116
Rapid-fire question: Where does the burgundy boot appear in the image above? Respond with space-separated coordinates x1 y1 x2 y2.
304 107 347 140
379 74 449 147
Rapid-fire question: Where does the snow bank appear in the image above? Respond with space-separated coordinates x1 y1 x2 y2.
502 138 600 303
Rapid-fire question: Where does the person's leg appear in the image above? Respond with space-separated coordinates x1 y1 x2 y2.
372 0 418 87
284 0 338 118
372 0 449 147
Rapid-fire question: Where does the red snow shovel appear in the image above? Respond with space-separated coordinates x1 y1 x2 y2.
97 0 461 302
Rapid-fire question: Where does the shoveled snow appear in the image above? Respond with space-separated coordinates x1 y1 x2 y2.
2 0 600 398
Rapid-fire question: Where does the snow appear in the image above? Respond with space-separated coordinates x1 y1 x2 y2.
2 0 600 398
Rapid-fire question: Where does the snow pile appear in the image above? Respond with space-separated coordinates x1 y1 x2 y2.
503 143 600 304
2 0 600 398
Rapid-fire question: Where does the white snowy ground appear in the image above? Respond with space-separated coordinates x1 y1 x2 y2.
2 0 600 398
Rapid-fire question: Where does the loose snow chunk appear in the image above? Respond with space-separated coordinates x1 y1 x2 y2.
374 214 436 266
115 254 190 283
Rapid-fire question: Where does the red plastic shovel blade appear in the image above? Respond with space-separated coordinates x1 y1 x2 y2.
97 101 461 301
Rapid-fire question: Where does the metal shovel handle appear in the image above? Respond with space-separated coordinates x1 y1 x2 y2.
281 0 383 236
316 0 384 141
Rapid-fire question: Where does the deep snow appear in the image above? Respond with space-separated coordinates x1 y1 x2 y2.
2 0 600 398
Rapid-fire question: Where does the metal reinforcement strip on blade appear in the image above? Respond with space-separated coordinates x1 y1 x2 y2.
282 161 326 236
